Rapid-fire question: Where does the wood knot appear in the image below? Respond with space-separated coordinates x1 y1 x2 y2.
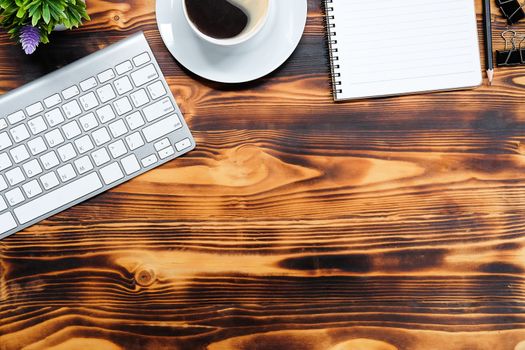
135 267 156 287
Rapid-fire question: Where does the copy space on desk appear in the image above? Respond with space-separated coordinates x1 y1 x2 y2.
330 0 482 100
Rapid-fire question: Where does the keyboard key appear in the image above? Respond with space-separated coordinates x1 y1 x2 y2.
0 118 7 130
44 94 62 108
159 146 175 159
100 162 124 185
63 120 82 140
6 167 25 186
40 151 59 170
62 85 80 100
0 152 11 171
125 132 144 151
28 137 47 156
125 112 145 130
0 132 12 151
7 111 25 125
121 154 140 175
175 138 192 152
0 196 6 211
40 172 60 190
75 135 94 154
148 81 167 99
26 102 44 117
10 145 30 163
5 146 26 169
130 89 150 107
142 115 182 142
58 143 77 162
63 100 82 118
141 154 158 168
23 159 43 178
23 180 42 199
74 156 93 174
0 175 7 191
98 69 115 83
80 92 99 111
116 60 133 75
57 164 76 182
142 97 174 122
92 127 111 146
6 188 24 206
79 113 99 131
92 148 111 166
115 76 133 95
14 172 103 225
45 108 65 127
96 105 116 123
28 116 48 135
45 129 65 147
133 52 151 67
109 140 127 158
154 138 170 151
96 84 116 103
0 212 17 235
109 120 128 138
80 77 97 91
114 96 132 115
10 124 30 142
131 64 158 87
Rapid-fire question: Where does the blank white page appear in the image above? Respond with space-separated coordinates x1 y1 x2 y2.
330 0 482 101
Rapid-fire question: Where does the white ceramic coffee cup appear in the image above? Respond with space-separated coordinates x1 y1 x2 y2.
182 0 273 47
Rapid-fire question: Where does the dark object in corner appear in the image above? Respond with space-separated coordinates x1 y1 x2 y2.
496 0 525 25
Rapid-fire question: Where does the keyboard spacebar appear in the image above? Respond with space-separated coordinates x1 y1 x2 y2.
14 173 103 225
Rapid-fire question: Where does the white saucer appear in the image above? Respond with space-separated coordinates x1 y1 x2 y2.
156 0 308 83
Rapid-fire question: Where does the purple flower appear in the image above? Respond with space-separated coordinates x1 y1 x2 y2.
19 25 40 55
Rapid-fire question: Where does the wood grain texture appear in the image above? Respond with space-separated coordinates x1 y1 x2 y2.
2 0 525 349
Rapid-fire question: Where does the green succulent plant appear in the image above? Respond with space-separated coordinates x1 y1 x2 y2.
0 0 89 45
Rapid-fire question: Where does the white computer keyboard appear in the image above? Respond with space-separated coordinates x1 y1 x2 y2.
0 32 195 239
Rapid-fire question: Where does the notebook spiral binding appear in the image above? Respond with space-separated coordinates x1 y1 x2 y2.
322 0 342 99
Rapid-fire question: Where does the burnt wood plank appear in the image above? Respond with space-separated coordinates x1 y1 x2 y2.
2 0 525 349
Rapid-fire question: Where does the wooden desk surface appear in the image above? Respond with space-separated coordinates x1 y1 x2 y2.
1 1 525 349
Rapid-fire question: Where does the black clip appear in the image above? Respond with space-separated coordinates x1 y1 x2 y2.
496 30 525 66
496 0 525 25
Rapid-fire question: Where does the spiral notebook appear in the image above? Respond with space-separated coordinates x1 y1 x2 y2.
325 0 482 101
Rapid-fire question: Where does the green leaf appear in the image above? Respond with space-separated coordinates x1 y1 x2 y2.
31 6 40 26
42 3 49 23
15 5 25 18
40 31 48 43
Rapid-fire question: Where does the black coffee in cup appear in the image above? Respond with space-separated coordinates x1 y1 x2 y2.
185 0 249 39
